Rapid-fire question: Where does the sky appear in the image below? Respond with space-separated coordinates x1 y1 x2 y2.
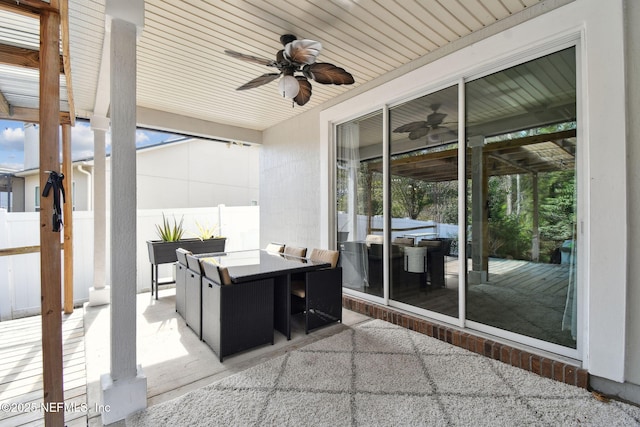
0 119 179 171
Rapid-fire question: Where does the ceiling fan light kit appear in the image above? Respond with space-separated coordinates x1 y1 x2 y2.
225 34 354 106
279 75 300 99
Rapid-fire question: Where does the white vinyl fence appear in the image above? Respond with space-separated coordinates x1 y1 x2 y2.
0 206 259 320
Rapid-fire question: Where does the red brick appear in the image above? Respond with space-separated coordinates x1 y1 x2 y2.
460 333 468 349
552 361 564 381
501 346 511 363
483 340 493 357
576 369 589 389
564 365 577 385
421 321 429 335
520 352 532 370
531 355 542 375
540 358 553 379
491 342 501 360
510 348 521 367
466 336 476 352
471 337 479 354
445 329 453 344
426 323 434 337
452 331 461 347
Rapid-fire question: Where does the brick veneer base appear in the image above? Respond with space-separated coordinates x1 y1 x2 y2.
343 295 589 389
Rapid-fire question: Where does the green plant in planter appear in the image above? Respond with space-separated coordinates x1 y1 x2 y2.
155 214 185 242
193 220 220 241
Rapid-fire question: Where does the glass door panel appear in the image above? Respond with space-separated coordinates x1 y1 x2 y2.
465 47 578 348
337 110 384 298
388 85 459 318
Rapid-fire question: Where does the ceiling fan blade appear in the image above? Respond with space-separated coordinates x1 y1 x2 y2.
393 121 428 133
426 111 447 126
293 76 312 106
236 73 281 90
285 40 323 65
303 63 354 85
224 49 276 67
409 127 430 140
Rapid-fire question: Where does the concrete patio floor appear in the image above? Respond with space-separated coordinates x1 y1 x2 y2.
85 289 371 426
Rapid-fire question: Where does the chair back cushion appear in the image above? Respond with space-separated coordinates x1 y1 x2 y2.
284 246 307 258
309 249 339 269
418 239 442 248
365 234 384 246
201 259 232 285
393 237 414 246
265 243 285 253
175 248 192 265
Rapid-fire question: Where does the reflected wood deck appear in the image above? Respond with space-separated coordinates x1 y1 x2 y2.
0 309 87 427
362 257 576 347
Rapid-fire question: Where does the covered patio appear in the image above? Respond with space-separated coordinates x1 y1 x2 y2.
0 0 639 425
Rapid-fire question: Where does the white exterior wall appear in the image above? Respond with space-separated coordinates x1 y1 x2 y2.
18 136 259 212
22 165 92 212
129 138 259 209
261 112 322 251
261 0 637 389
623 0 640 389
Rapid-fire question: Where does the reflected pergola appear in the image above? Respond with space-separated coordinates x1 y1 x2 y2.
365 128 576 277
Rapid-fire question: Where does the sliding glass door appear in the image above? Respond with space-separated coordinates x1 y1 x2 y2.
336 110 384 298
335 45 578 350
465 47 577 348
388 85 459 318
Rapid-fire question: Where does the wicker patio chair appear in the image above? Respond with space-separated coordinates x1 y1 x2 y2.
290 249 342 334
200 260 274 362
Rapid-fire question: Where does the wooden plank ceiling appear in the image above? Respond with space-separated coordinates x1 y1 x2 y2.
0 0 561 133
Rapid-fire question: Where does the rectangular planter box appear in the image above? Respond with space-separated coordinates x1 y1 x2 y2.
147 237 226 265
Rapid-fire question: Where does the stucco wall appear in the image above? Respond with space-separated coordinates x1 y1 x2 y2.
260 111 322 251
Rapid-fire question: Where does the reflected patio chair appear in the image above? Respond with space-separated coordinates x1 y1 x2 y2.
404 246 428 290
393 237 414 246
283 245 307 258
418 239 448 287
290 249 342 334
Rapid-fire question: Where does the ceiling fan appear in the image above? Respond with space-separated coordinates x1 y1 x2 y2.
393 104 454 141
224 34 355 107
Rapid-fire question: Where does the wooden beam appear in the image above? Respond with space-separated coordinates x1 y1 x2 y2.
0 245 41 256
39 8 64 427
0 106 71 124
0 243 65 256
0 43 65 73
0 0 59 15
62 124 73 314
59 0 75 126
0 89 9 115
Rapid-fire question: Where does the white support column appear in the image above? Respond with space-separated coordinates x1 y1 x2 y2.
99 1 146 424
89 115 110 306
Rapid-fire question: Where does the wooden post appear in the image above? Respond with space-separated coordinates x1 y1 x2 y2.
62 124 73 314
39 8 64 427
469 135 488 284
532 173 540 262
